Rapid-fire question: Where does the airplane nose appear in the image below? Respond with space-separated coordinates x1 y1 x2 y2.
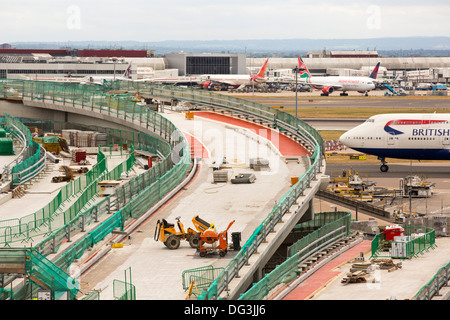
339 131 353 148
339 131 347 144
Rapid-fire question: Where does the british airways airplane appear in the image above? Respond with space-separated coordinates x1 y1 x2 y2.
339 113 450 172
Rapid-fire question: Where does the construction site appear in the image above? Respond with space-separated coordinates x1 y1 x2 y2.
0 79 447 303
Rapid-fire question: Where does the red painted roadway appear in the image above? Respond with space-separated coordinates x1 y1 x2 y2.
183 132 209 159
192 112 309 157
283 240 372 300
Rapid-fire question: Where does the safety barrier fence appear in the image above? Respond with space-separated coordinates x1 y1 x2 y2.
113 267 135 300
2 113 47 186
371 226 436 259
413 260 450 300
0 79 191 299
182 265 225 292
0 79 322 300
0 150 107 246
238 211 351 300
0 120 159 248
106 80 324 301
113 279 136 300
0 248 79 300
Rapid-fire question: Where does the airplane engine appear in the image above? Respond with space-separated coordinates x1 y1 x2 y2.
203 81 212 90
322 86 334 94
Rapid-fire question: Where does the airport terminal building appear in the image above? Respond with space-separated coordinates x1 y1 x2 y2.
1 48 450 84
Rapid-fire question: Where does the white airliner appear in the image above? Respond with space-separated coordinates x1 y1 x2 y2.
297 57 380 96
339 113 450 172
197 58 269 90
85 64 132 85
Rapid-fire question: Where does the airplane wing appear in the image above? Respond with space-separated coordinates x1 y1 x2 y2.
299 80 344 91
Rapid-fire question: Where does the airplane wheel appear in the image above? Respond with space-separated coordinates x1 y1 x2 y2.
380 164 389 172
165 235 180 250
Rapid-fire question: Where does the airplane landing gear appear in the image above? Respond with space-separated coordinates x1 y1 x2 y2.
379 157 389 172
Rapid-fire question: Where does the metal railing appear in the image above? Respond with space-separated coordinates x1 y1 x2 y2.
413 261 450 300
2 113 47 186
371 226 436 260
238 211 351 300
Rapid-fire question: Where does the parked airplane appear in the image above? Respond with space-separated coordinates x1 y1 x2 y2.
339 113 450 172
85 64 132 85
297 57 380 96
198 58 269 90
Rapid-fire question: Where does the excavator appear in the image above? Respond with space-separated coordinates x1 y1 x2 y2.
154 215 211 250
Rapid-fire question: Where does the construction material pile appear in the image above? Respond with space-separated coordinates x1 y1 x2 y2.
62 129 108 148
341 258 402 285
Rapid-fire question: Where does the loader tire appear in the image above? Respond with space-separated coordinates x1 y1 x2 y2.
189 234 200 248
165 235 180 250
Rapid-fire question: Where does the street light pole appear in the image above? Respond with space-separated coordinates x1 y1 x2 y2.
294 66 298 118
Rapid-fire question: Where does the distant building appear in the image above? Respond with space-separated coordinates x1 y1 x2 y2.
165 53 246 76
0 44 12 49
0 48 153 58
307 50 378 59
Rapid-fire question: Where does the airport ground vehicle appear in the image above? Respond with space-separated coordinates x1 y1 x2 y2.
154 216 211 249
198 220 235 257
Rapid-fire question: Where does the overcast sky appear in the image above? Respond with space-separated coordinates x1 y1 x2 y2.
1 0 449 43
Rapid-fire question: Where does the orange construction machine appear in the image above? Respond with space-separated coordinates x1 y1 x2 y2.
198 220 235 257
154 215 211 250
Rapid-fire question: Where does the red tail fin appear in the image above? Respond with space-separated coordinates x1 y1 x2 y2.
256 58 269 78
298 57 311 77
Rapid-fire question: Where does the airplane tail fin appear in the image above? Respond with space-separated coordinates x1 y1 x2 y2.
369 62 380 79
123 64 131 79
255 58 269 78
298 57 311 78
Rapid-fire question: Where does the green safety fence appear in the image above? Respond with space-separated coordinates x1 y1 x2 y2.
3 113 46 186
413 260 450 300
371 226 436 259
106 80 325 301
0 149 108 245
182 265 225 291
113 267 135 300
26 248 79 300
238 211 351 300
0 78 322 300
0 79 191 299
0 248 79 300
113 279 136 300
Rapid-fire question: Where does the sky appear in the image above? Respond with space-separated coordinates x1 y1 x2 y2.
1 0 450 43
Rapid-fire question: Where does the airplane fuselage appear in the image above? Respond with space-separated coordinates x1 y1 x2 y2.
301 76 376 93
197 74 268 87
340 113 450 161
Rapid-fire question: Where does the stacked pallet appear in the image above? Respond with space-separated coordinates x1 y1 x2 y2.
371 258 402 272
62 130 108 148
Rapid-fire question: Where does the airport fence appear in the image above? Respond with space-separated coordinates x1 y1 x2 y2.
238 211 351 300
370 226 436 259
